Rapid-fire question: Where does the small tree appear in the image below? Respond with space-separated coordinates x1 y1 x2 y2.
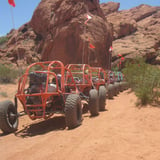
0 36 8 45
122 58 160 105
0 64 18 83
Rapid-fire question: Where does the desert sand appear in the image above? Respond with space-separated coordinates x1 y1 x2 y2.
0 84 160 160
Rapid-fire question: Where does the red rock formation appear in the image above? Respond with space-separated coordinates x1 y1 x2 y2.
0 0 113 69
30 0 113 68
1 1 160 69
100 2 120 16
101 3 160 66
107 12 137 39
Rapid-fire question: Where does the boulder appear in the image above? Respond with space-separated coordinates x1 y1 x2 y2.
30 0 113 68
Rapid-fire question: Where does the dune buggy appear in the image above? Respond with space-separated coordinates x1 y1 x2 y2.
114 71 125 92
116 71 129 91
90 67 107 111
0 61 82 134
106 70 118 99
66 64 107 115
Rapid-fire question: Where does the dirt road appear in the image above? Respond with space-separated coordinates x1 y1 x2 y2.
0 87 160 160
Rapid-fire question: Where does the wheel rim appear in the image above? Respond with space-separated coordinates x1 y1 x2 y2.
7 110 17 126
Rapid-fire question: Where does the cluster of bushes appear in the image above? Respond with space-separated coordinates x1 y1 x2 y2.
0 36 8 45
122 58 160 106
0 64 18 83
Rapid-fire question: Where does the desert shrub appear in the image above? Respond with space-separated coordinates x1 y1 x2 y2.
111 66 119 72
122 58 160 105
0 64 18 83
0 36 8 45
0 92 8 97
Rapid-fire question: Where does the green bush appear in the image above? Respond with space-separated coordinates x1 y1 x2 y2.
0 64 18 83
0 36 8 45
0 92 8 97
122 58 160 106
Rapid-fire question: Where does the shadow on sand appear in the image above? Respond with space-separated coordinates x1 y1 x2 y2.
15 116 66 138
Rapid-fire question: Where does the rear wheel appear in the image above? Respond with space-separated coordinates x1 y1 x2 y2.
114 82 120 95
89 89 99 116
99 86 107 111
65 94 82 129
0 100 19 134
119 82 123 92
123 81 129 90
107 84 114 99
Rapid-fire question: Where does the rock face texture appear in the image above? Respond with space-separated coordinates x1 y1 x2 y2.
0 24 40 67
0 0 113 69
30 0 113 68
101 2 160 66
100 2 120 16
0 1 160 69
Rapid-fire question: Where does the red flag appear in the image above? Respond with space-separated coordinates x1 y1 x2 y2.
85 14 92 24
89 43 95 49
121 57 125 61
118 54 122 57
86 14 92 20
109 46 113 52
8 0 16 7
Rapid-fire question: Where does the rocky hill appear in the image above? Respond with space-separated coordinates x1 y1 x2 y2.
0 0 112 69
0 0 160 69
101 2 160 66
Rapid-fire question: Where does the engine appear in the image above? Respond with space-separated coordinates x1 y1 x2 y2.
26 72 47 105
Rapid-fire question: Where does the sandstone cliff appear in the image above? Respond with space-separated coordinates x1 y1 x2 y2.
0 0 113 69
0 1 160 69
101 2 160 66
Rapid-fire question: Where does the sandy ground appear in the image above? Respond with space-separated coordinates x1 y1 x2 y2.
0 84 160 160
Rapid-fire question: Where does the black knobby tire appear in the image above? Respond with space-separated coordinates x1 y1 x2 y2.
114 82 120 95
0 100 19 134
119 82 123 92
112 84 117 96
65 94 82 129
123 81 129 90
89 89 99 116
107 84 114 99
121 81 126 91
99 86 107 111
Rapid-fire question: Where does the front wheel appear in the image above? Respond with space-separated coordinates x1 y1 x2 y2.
0 100 19 134
65 94 82 129
99 86 107 111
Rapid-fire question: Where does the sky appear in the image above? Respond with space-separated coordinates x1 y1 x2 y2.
0 0 160 36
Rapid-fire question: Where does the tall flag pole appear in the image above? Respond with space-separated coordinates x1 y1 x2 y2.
109 46 113 70
83 14 93 64
7 0 23 74
8 0 16 29
10 7 15 29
